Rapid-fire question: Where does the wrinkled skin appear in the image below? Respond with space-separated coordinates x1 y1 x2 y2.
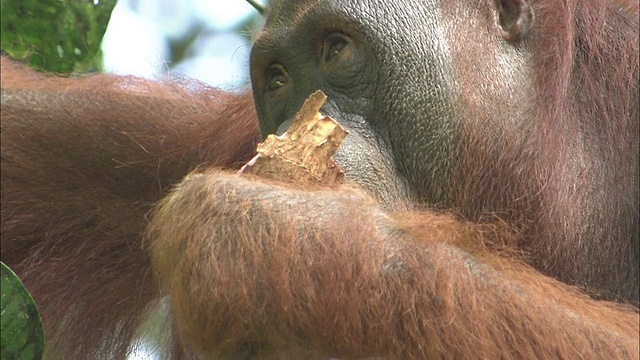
252 0 458 209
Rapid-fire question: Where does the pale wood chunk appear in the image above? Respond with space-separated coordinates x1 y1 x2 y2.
240 90 348 186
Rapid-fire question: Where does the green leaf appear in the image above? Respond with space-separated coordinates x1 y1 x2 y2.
1 262 44 360
0 0 117 73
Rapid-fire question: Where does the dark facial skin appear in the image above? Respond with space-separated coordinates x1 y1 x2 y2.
250 0 449 209
250 0 531 211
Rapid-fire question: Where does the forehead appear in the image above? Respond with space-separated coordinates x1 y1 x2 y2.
265 0 331 21
261 0 353 32
254 0 361 50
261 0 440 33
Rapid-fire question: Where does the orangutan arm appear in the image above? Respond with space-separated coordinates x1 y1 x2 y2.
148 170 639 359
0 56 259 358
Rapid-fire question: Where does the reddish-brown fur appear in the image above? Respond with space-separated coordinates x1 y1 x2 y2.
1 58 259 358
148 172 638 358
446 0 639 303
1 0 638 358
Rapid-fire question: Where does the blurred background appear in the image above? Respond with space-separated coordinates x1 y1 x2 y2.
101 0 262 90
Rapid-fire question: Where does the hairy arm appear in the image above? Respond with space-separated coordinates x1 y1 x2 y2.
1 56 259 194
149 170 639 359
0 56 259 358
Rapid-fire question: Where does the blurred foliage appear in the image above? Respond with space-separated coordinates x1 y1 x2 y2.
1 0 117 73
1 262 44 360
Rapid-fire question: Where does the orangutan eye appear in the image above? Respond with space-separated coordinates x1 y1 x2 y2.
266 64 289 92
322 33 350 64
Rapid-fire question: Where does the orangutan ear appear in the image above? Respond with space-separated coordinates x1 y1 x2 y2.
494 0 534 42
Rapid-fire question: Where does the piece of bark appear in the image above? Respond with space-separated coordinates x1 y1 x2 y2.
240 90 348 186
